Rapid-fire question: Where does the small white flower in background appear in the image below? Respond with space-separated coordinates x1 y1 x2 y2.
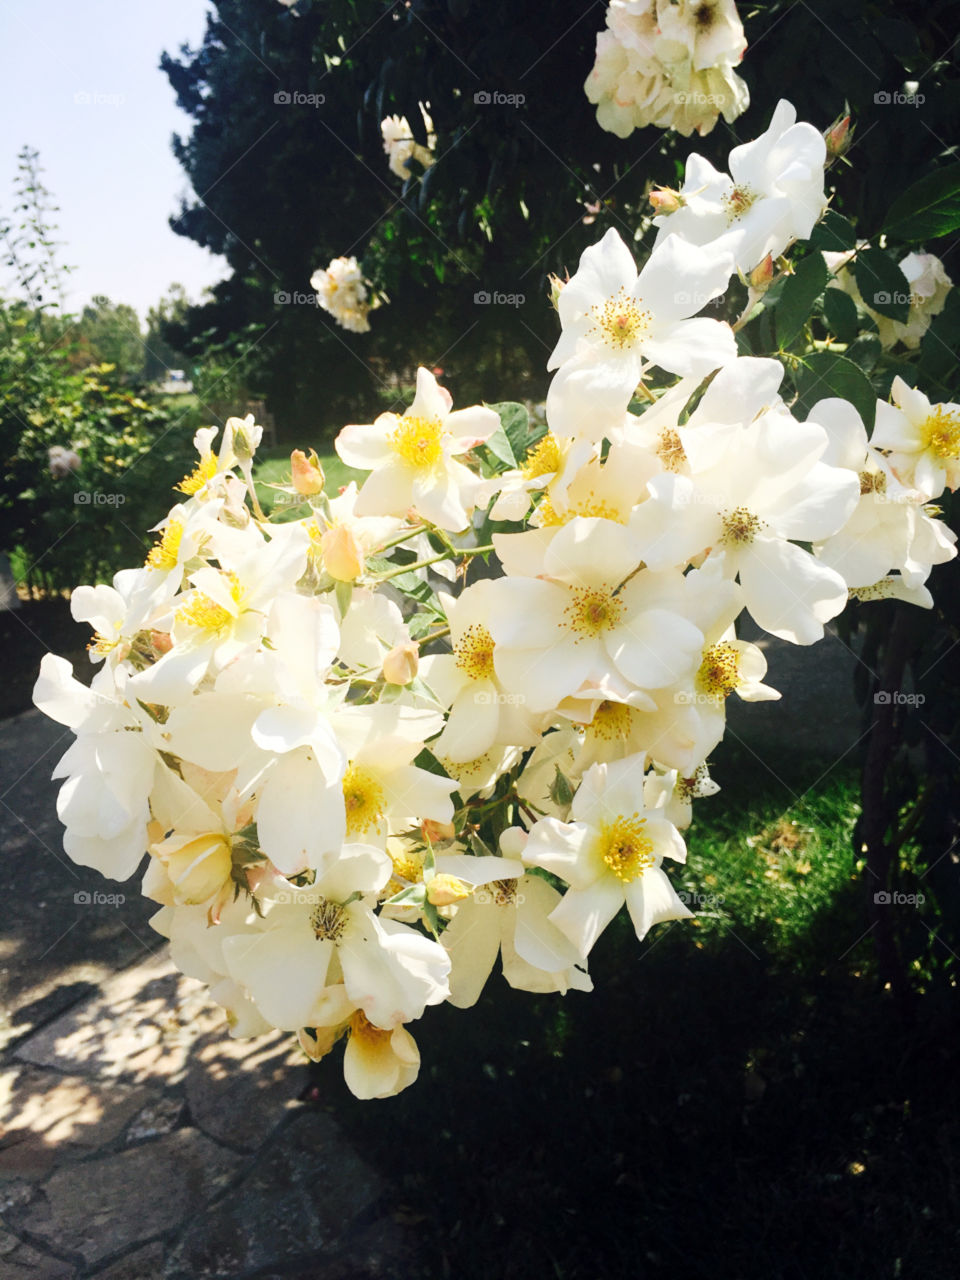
585 0 750 138
524 755 692 956
872 377 960 500
382 103 436 179
310 255 377 333
48 445 80 478
825 250 953 350
654 99 826 275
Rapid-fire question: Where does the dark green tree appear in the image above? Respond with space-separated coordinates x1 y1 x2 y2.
160 0 960 436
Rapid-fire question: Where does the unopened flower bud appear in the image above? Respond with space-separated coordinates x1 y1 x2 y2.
227 414 260 461
547 273 567 312
748 254 775 291
382 641 419 686
824 113 853 160
291 448 325 495
320 524 364 581
648 186 684 216
549 764 575 808
425 874 471 907
150 629 173 655
421 818 456 844
163 833 232 905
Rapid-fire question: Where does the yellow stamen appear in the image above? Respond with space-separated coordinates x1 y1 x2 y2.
596 813 655 882
588 700 634 741
721 507 763 546
696 642 740 699
176 572 244 634
389 415 444 469
87 631 121 659
454 624 496 681
920 406 960 461
342 764 386 837
656 429 687 473
589 288 652 350
722 185 758 224
564 586 625 640
177 455 217 495
145 518 184 571
521 433 562 481
537 492 625 527
310 897 349 943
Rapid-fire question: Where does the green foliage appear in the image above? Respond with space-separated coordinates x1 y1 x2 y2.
0 309 196 593
776 253 828 349
794 352 877 431
853 249 911 323
74 295 146 381
883 162 960 240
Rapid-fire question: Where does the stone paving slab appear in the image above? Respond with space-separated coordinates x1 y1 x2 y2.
13 1129 243 1268
0 709 159 1053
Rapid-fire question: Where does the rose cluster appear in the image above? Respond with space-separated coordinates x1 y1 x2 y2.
585 0 749 138
34 102 957 1098
309 255 378 334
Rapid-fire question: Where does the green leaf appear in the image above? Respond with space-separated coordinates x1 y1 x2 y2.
808 210 856 252
845 333 883 375
883 163 960 241
821 287 859 344
482 425 517 470
853 250 912 323
918 290 960 387
334 579 352 616
486 400 532 463
385 884 426 907
777 254 828 348
794 352 876 431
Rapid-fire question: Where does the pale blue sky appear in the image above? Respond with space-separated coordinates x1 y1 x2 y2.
0 0 228 321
